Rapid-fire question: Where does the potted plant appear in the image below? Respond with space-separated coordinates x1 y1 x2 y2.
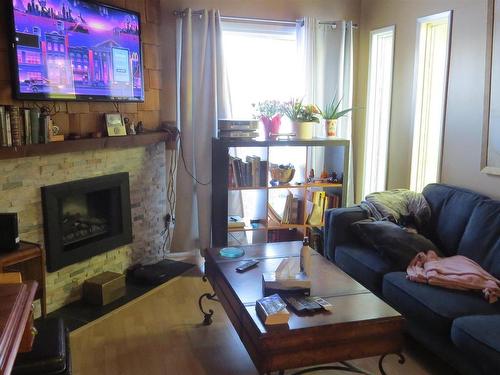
253 100 283 139
282 98 320 139
320 96 353 137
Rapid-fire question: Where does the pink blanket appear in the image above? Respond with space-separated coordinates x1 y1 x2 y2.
406 251 500 303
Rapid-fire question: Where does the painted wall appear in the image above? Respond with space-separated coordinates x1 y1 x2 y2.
355 0 499 200
159 0 361 121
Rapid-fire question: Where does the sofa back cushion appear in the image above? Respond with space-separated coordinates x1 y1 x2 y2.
457 199 500 277
422 184 488 256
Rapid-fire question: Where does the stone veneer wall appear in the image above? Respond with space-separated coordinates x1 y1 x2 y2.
0 144 167 313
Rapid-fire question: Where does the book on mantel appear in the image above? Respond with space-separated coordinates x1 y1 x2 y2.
255 294 290 325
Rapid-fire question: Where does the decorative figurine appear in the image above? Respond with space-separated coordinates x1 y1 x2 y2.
330 172 339 183
320 170 328 179
308 169 315 182
135 121 145 133
124 117 136 135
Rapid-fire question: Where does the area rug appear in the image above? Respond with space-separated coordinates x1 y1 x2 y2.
43 259 195 331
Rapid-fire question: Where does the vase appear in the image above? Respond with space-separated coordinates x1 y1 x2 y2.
291 121 315 139
324 119 338 137
261 115 281 139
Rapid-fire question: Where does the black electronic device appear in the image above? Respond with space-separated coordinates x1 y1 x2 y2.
0 213 20 252
8 0 145 102
236 259 259 273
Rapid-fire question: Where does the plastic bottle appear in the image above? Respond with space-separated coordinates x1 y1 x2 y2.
300 236 312 276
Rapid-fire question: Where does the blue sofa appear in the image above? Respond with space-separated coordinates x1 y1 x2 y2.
324 183 500 375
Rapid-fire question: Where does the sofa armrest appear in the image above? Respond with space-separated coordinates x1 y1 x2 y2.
324 206 368 262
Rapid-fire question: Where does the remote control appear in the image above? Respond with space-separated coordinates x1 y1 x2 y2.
311 297 334 311
236 260 259 272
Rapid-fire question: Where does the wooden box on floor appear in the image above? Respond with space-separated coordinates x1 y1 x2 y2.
83 271 125 306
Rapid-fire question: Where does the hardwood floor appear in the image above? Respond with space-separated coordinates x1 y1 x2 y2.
70 253 455 375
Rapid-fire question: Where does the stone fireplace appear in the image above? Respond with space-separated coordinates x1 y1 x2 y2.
42 173 133 272
0 144 167 313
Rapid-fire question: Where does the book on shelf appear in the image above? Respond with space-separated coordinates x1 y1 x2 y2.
219 119 259 131
255 294 290 325
0 106 48 147
22 109 32 145
4 110 12 146
0 106 8 147
219 130 259 139
228 215 245 229
228 155 267 188
268 190 301 225
9 106 22 147
306 190 341 226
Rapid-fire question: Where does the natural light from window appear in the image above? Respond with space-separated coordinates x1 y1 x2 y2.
362 25 395 198
222 22 300 120
410 12 452 192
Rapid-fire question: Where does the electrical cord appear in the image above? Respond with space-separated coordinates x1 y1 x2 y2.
158 127 212 255
178 132 212 186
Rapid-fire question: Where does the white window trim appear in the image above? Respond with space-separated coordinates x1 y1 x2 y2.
362 25 396 198
410 11 453 192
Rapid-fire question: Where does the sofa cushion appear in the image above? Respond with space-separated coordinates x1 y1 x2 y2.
383 272 500 335
335 245 399 294
457 200 500 278
351 219 440 269
452 315 500 374
422 184 488 256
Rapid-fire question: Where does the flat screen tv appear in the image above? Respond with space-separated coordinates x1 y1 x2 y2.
9 0 144 102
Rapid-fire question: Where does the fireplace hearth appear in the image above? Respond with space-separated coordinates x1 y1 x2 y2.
42 173 133 272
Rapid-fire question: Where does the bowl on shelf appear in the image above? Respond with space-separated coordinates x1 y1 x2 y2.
269 163 295 185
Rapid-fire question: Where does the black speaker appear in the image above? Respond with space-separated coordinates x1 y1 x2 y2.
0 213 20 252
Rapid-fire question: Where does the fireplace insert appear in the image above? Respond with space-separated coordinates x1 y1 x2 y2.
42 173 133 272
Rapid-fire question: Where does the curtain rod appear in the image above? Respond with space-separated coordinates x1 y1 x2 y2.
173 10 359 29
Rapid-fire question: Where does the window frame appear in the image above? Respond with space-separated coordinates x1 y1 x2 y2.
362 25 396 198
409 11 453 192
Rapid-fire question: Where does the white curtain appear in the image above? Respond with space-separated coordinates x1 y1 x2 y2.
172 9 231 251
298 18 355 206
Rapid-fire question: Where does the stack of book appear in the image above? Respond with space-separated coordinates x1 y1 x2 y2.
218 119 259 140
306 189 342 226
227 215 245 229
255 294 290 325
228 155 268 188
0 106 54 146
268 190 301 225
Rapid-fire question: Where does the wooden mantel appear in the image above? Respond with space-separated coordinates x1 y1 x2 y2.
0 132 176 161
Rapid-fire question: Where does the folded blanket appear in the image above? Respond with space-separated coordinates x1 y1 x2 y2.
407 250 500 303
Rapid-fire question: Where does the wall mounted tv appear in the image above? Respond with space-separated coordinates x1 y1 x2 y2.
9 0 144 102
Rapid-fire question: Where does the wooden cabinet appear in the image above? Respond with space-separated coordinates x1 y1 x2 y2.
0 243 47 317
0 282 38 375
212 138 350 252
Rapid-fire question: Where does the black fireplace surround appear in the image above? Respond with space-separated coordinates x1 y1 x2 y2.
42 173 133 272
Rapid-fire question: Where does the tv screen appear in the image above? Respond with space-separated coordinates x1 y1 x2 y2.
10 0 144 102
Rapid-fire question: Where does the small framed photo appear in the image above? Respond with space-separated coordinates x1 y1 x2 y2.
105 113 127 136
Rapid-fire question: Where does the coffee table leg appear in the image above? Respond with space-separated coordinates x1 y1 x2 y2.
198 292 217 325
378 352 405 375
282 361 371 375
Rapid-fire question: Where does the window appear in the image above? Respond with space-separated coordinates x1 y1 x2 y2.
410 12 452 192
222 21 299 120
362 26 395 198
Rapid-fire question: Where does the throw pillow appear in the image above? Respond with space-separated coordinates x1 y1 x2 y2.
351 219 441 269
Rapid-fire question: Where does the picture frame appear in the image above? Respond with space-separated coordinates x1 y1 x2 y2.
482 0 500 175
105 113 127 137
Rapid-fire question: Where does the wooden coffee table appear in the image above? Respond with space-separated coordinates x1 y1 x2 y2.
200 241 404 375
